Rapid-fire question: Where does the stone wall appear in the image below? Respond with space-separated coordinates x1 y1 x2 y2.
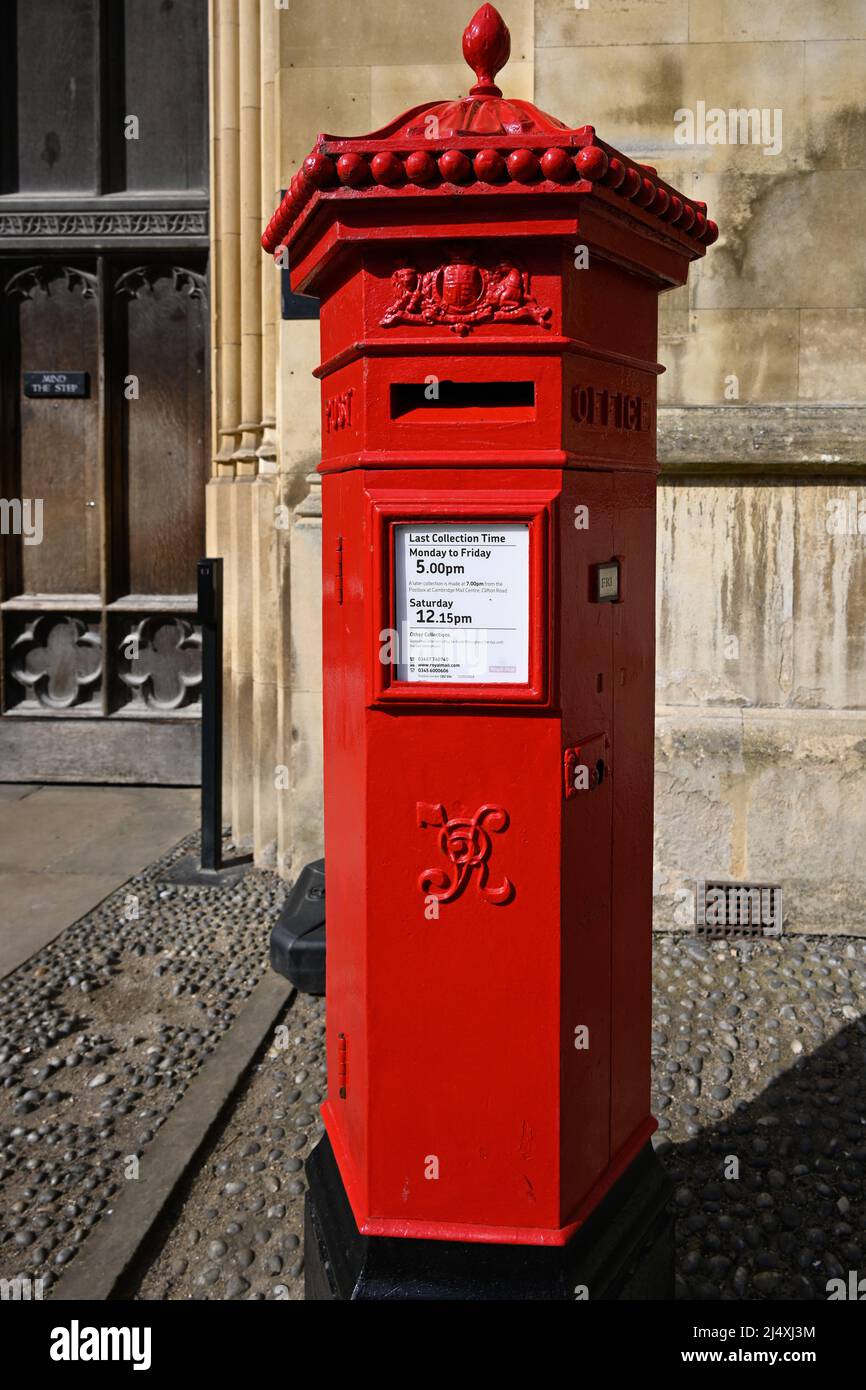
208 1 866 927
537 0 862 931
655 483 866 933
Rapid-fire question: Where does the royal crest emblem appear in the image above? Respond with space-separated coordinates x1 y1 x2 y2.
381 256 551 336
441 261 484 309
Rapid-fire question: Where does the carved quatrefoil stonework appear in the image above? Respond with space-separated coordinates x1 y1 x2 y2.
10 616 101 710
118 617 202 711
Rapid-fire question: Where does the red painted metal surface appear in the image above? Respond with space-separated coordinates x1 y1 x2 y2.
264 5 715 1245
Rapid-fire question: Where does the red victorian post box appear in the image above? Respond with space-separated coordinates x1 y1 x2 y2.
263 5 716 1300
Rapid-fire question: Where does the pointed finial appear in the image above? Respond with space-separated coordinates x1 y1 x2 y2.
463 4 511 97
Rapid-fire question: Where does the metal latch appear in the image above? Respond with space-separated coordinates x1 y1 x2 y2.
564 734 608 800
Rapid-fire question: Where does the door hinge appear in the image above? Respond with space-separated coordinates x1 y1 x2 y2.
338 1031 348 1098
564 734 608 800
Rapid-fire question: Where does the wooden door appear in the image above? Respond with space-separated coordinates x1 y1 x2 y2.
0 0 208 783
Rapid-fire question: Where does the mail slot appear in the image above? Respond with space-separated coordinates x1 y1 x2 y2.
390 380 536 421
263 3 717 1301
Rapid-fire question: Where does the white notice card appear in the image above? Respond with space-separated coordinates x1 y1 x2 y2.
394 523 529 683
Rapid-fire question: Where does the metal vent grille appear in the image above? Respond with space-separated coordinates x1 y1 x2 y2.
694 881 783 939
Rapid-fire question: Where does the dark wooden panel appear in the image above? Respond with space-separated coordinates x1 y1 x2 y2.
0 271 21 604
113 261 207 596
0 715 200 783
7 262 101 594
112 0 207 193
14 0 98 194
0 1 209 780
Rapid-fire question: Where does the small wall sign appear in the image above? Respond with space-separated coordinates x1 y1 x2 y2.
24 371 89 398
594 560 620 603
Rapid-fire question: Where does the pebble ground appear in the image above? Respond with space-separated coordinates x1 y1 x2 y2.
654 933 866 1300
3 846 865 1301
136 932 866 1301
134 991 325 1301
0 832 280 1296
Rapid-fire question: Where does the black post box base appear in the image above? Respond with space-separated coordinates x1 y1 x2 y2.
304 1133 673 1301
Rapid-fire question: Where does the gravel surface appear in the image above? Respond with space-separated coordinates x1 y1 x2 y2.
654 933 866 1300
0 831 280 1296
135 991 325 1301
135 931 866 1301
4 861 865 1302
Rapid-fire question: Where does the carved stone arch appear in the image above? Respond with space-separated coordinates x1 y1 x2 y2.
172 266 208 300
112 264 164 299
112 264 208 301
4 264 97 301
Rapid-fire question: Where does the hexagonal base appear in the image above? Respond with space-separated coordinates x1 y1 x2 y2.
304 1133 673 1301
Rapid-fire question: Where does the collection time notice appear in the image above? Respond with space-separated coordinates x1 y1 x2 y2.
393 523 529 683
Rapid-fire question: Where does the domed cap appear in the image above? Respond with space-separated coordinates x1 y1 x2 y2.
397 4 568 138
262 4 717 257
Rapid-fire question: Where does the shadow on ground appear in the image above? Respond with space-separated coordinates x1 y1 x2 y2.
652 936 866 1301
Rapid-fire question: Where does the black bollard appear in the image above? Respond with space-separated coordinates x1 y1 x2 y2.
165 558 249 888
198 558 223 873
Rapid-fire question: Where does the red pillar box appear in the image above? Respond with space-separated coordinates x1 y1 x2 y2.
263 4 717 1300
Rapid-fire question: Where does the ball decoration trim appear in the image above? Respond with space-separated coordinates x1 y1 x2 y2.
438 149 473 183
337 152 369 187
507 148 541 183
473 148 507 182
262 140 715 255
575 145 609 182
